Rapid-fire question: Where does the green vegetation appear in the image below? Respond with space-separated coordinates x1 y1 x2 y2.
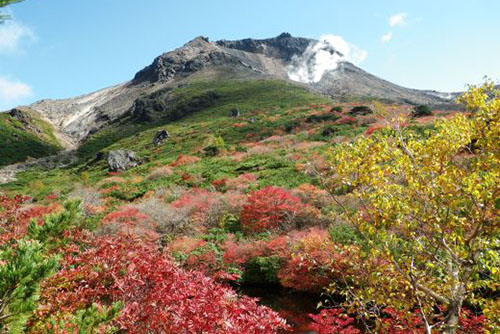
411 104 433 117
77 79 331 160
0 111 62 166
348 105 372 115
0 77 492 334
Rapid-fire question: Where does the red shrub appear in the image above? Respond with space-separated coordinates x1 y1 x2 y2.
170 188 221 225
36 236 289 334
45 194 58 201
0 195 31 243
241 186 304 233
226 173 257 192
212 178 228 191
277 228 360 292
365 124 385 136
170 154 201 167
337 116 357 125
309 308 360 334
101 207 158 241
379 307 486 334
232 122 247 128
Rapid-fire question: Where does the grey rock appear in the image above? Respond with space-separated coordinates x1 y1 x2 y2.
153 129 170 146
217 32 313 61
133 36 247 84
249 117 257 123
231 108 240 117
107 150 139 172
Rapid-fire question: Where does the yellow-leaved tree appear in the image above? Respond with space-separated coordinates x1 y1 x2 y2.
325 83 499 334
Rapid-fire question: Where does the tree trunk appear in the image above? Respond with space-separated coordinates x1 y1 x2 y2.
444 300 462 334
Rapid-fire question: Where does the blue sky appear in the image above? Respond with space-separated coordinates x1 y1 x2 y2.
0 0 499 110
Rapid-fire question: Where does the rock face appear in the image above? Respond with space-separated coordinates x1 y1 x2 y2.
133 37 251 84
107 150 139 172
216 33 313 61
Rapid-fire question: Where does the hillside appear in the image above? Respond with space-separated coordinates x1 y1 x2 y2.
1 32 496 334
0 108 64 166
0 33 460 168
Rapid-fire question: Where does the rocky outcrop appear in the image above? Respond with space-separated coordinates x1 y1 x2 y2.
107 150 139 172
153 129 170 146
0 151 78 184
131 88 220 123
216 33 313 61
133 37 251 84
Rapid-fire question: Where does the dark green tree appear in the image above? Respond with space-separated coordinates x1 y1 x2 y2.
411 104 433 117
0 201 82 333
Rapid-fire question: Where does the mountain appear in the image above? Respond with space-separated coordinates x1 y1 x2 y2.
1 33 458 166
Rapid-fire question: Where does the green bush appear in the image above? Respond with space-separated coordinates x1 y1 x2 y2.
329 222 364 246
243 256 281 284
411 105 433 117
349 105 372 115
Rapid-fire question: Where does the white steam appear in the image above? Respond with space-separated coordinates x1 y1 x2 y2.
287 34 367 84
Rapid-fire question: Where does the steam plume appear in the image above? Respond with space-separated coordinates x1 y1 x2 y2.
287 34 367 84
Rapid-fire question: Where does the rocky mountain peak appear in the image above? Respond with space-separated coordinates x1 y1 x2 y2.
132 35 246 84
216 32 313 61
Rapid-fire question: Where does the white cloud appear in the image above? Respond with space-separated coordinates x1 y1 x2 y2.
381 32 393 43
0 77 32 104
389 13 407 27
287 34 367 84
0 19 35 54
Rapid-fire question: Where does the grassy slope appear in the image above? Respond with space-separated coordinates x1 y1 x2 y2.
2 78 452 200
2 79 336 197
0 110 62 167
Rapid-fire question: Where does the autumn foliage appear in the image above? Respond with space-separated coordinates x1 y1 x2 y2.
33 236 289 334
241 186 306 233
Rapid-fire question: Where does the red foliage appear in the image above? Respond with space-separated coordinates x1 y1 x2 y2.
170 154 201 167
103 207 148 223
18 204 61 225
212 178 228 192
45 194 58 201
0 196 60 243
337 116 357 125
310 307 485 334
37 236 289 334
277 228 356 292
0 195 30 243
232 122 247 128
102 207 158 242
222 235 289 266
170 188 221 224
309 308 360 334
226 173 257 192
365 124 385 136
241 186 304 233
379 307 486 334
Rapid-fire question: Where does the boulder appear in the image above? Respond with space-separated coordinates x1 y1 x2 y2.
153 129 170 146
231 108 240 117
107 150 139 172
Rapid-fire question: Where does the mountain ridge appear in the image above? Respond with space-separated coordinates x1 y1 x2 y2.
2 33 458 159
